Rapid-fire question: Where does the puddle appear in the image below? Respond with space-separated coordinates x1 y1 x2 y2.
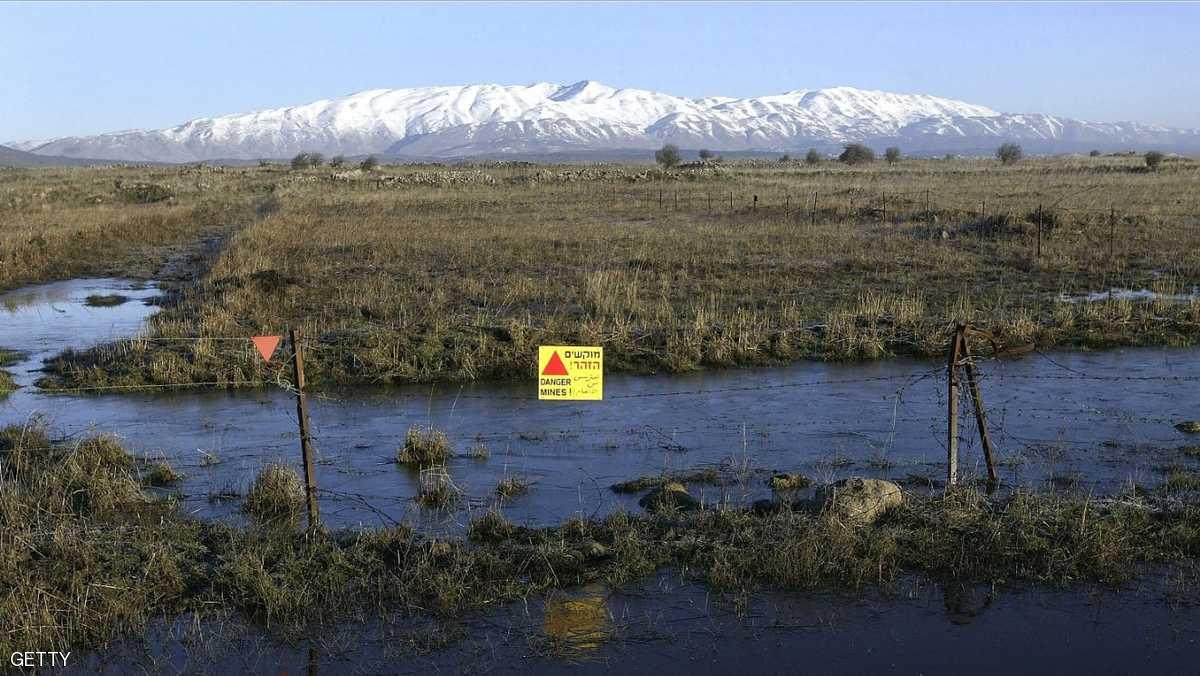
67 573 1200 674
0 278 160 388
1056 287 1200 303
2 279 1200 531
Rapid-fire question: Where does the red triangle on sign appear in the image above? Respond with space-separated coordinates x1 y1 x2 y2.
542 351 569 376
252 335 282 363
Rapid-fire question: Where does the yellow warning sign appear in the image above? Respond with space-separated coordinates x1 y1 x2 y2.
538 346 603 400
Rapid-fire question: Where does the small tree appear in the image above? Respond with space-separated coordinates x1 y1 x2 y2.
779 154 791 163
1089 150 1101 157
290 152 312 170
655 143 681 169
805 148 821 165
698 149 714 161
839 143 875 165
884 147 901 164
329 155 345 168
1144 151 1165 170
997 142 1023 165
360 155 380 171
307 152 325 167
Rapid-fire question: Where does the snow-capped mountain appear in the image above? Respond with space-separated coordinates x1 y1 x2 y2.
10 81 1199 162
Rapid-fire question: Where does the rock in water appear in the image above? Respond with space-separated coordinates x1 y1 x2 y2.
814 478 903 526
639 482 700 512
1175 421 1200 434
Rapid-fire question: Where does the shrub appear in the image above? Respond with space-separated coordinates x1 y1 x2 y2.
885 147 901 164
839 143 875 165
655 143 681 169
115 180 173 203
779 154 791 163
1089 150 1101 157
329 155 345 168
997 142 1023 165
805 148 821 165
698 149 714 160
1145 151 1165 170
360 155 380 171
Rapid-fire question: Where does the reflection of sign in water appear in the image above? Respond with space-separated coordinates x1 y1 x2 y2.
538 346 603 400
542 584 610 658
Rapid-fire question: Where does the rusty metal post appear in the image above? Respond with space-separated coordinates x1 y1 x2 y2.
290 328 320 529
947 326 963 486
960 334 998 483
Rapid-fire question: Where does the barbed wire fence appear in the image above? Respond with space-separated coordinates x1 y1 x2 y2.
5 325 1199 532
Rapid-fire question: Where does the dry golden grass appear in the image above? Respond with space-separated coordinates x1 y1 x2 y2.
5 157 1199 388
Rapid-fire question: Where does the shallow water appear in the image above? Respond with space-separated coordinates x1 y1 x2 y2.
2 279 1200 531
71 573 1200 675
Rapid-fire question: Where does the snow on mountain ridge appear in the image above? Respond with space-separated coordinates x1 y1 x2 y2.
15 81 1199 161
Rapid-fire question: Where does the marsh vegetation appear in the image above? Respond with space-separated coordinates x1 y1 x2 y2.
1 156 1196 390
3 426 1200 661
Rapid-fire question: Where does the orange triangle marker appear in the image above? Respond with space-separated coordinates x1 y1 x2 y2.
252 335 282 363
542 350 569 376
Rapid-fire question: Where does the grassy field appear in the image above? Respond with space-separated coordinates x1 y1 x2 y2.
2 155 1198 389
3 424 1199 658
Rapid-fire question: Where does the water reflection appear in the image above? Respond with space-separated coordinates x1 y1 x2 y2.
541 583 610 659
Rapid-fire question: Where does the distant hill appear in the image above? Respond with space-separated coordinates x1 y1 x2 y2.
0 143 97 166
11 81 1200 162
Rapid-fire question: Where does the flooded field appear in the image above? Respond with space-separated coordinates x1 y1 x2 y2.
70 574 1200 674
2 279 1199 531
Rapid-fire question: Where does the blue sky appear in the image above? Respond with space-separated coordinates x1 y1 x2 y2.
3 2 1198 140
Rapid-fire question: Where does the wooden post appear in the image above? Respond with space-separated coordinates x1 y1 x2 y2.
674 191 678 210
658 188 663 209
785 195 790 219
881 190 886 223
946 327 963 486
290 328 320 529
730 191 734 211
960 334 998 483
752 194 758 212
707 193 712 214
811 191 817 226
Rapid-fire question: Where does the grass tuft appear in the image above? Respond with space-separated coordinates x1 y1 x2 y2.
84 293 130 307
397 425 453 466
243 463 305 520
496 475 530 499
